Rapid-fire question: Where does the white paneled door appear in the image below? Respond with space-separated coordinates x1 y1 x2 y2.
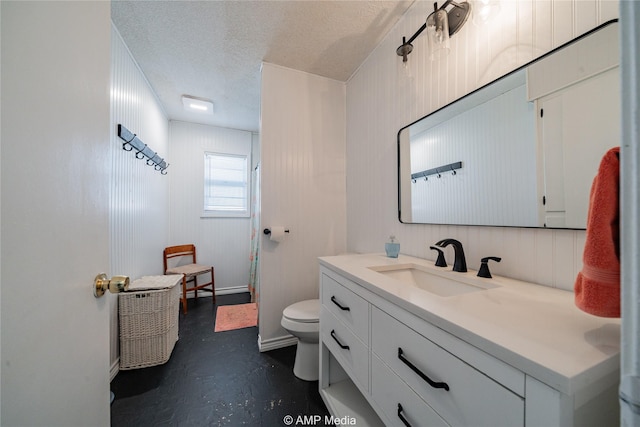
1 2 112 426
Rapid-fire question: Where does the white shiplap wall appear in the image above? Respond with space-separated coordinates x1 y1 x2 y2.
168 121 252 293
259 63 347 349
109 24 171 374
346 0 618 290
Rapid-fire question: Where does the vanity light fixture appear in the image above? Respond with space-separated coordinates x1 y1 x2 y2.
396 0 471 62
181 95 213 114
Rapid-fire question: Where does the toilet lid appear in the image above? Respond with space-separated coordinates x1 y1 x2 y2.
283 299 320 323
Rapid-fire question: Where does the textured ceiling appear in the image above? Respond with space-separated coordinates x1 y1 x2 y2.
111 0 414 132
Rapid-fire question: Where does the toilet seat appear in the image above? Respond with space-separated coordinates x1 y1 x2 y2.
282 299 320 323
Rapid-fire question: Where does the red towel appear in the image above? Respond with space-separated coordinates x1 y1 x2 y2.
574 146 620 318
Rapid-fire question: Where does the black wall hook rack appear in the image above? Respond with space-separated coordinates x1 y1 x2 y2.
117 124 169 175
412 161 462 183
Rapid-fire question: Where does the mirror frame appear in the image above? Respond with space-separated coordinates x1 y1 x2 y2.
397 19 619 228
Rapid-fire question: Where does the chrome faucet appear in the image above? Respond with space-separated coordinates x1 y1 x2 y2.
435 239 467 272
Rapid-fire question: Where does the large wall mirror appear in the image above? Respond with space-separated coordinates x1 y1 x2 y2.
398 20 619 229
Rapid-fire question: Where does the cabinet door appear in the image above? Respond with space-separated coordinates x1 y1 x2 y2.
372 308 524 427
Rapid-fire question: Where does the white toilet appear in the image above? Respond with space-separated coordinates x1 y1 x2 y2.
281 299 320 381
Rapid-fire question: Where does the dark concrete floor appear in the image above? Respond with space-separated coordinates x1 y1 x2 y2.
110 293 331 426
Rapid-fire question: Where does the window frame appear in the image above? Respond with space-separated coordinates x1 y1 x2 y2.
202 151 251 218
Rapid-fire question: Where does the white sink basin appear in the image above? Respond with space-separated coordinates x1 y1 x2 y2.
368 263 499 297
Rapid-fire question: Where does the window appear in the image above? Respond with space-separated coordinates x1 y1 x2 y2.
203 152 250 217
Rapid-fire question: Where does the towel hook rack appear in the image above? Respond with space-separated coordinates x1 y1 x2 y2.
117 124 169 175
411 161 462 183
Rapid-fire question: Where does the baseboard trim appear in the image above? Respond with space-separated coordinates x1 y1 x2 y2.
187 286 249 299
110 358 120 381
216 286 249 296
257 334 297 352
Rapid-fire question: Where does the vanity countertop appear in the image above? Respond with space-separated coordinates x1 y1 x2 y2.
319 253 620 396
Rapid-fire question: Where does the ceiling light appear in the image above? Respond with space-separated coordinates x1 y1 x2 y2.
181 95 213 114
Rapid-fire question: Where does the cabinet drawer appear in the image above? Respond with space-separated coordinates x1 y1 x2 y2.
321 272 369 345
321 307 369 391
372 307 524 427
372 354 449 427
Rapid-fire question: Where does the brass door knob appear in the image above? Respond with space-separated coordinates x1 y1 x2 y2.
93 273 130 297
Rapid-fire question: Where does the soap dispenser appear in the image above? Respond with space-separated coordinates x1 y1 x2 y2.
385 235 400 258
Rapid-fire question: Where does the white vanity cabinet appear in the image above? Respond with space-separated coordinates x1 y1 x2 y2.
319 254 620 427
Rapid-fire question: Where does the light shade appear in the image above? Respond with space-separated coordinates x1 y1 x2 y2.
181 95 213 114
473 0 501 25
426 6 450 60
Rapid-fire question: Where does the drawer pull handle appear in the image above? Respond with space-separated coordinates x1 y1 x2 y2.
397 403 412 427
398 347 450 391
331 329 350 350
331 296 350 311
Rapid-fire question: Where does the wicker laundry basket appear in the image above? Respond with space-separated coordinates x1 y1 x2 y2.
118 275 181 370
